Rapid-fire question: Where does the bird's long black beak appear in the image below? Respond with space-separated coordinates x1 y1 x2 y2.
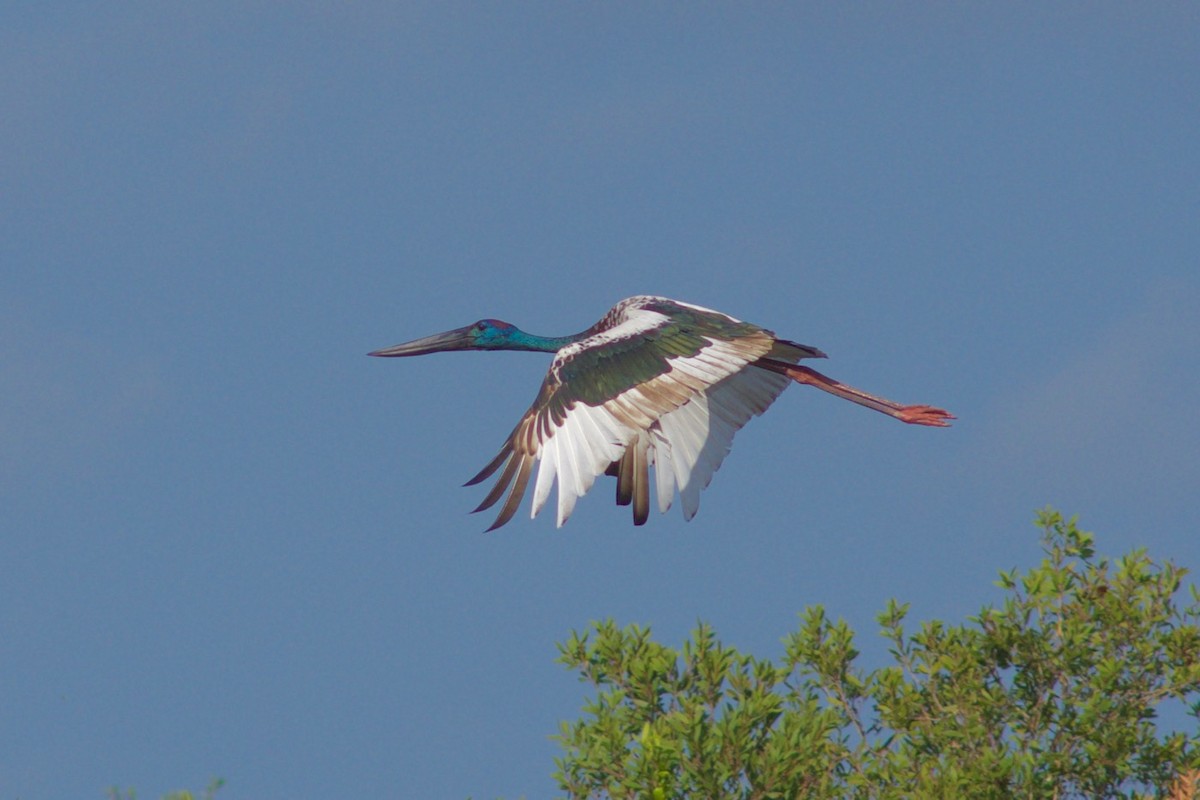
368 325 477 357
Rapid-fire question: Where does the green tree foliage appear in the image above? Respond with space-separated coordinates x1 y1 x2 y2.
553 510 1200 799
106 778 224 800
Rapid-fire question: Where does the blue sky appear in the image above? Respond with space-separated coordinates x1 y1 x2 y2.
3 4 1198 798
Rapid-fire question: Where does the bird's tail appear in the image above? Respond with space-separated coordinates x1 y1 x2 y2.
769 338 827 362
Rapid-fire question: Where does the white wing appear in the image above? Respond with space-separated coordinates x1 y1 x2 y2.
466 297 816 529
649 364 791 520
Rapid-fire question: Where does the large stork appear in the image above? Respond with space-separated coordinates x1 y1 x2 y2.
371 296 952 530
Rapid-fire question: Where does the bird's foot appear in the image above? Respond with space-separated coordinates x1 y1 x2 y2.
895 405 955 427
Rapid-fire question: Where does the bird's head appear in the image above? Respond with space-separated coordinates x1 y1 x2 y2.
369 319 521 357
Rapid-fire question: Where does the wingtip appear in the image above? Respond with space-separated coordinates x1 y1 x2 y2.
479 505 512 533
465 445 511 486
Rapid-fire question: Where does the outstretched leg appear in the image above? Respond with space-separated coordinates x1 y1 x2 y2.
756 358 954 427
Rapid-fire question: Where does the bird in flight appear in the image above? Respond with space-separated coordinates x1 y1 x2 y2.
371 296 952 530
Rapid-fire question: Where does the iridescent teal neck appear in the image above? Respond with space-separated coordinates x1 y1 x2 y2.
500 329 585 353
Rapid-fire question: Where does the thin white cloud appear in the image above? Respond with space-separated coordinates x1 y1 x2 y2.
975 275 1200 501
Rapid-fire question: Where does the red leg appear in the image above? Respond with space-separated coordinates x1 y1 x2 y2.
762 361 954 427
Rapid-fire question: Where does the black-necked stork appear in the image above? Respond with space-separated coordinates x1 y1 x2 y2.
371 296 952 530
